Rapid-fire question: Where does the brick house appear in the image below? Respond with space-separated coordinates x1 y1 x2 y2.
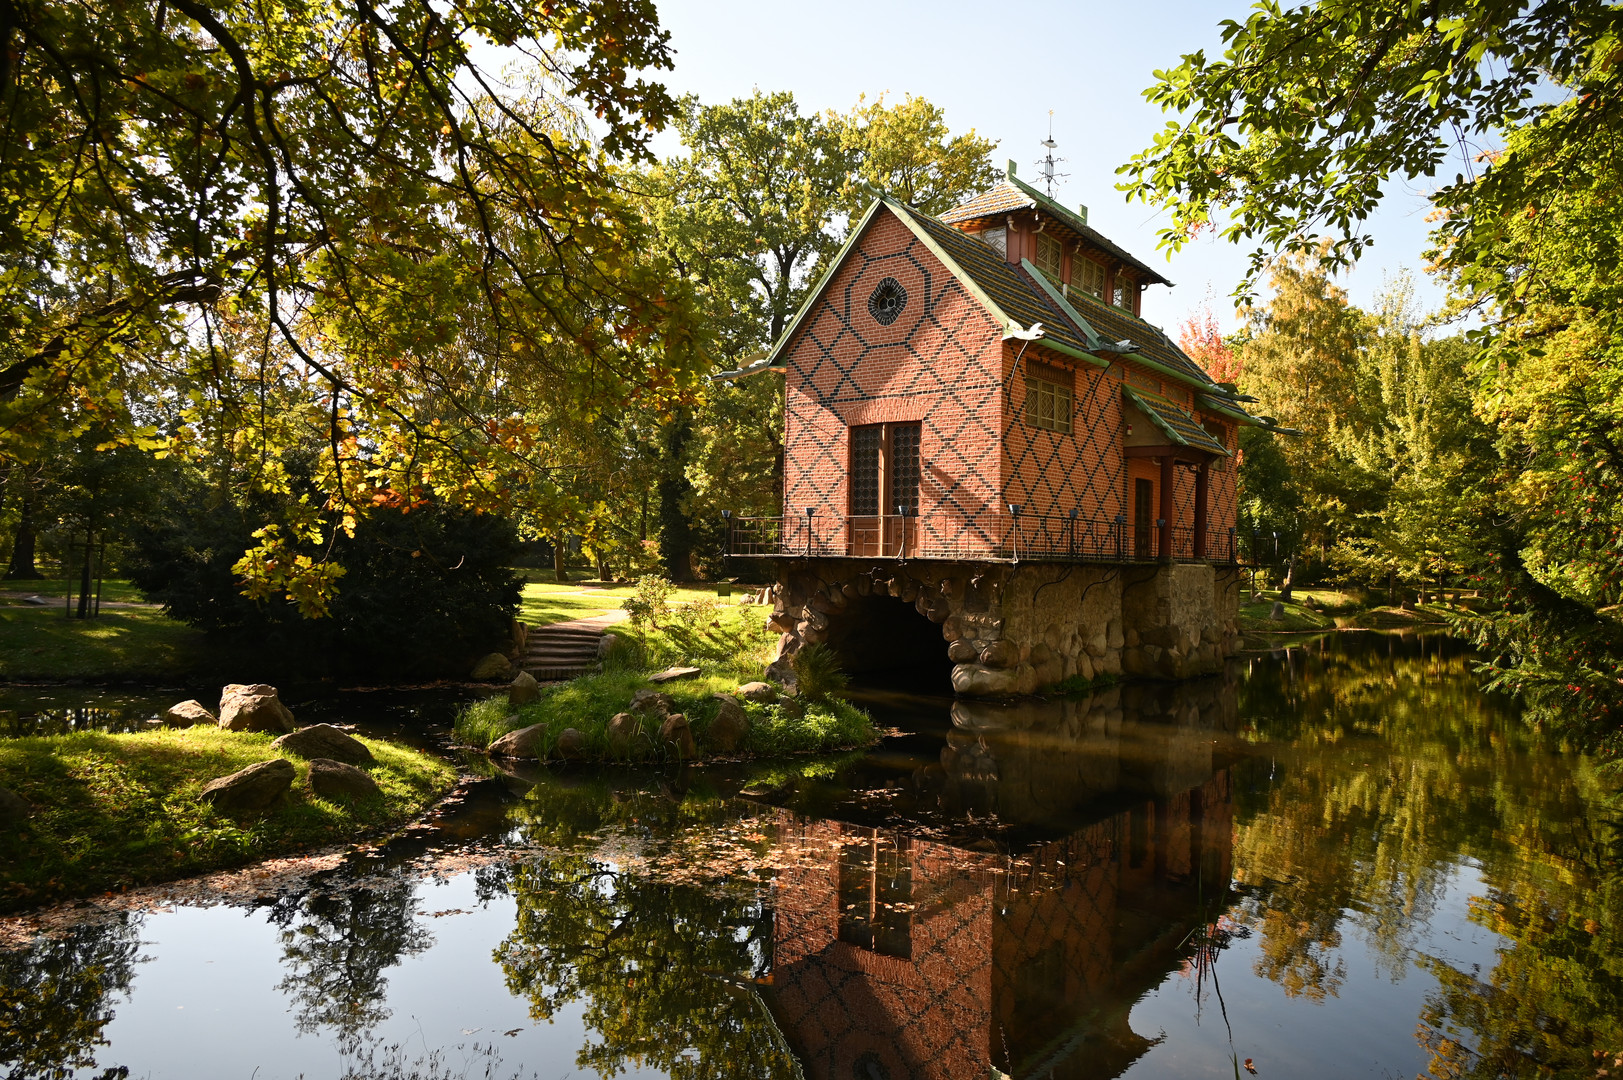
724 166 1268 690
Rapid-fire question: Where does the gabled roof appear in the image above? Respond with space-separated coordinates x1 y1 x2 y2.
1122 385 1229 456
732 194 1269 431
940 171 1173 287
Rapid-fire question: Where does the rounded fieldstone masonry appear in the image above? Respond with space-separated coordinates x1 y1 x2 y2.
764 559 1240 698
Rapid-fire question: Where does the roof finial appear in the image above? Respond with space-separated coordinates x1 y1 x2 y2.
1034 111 1067 198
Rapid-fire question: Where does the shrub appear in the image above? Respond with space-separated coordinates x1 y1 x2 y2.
791 643 848 702
622 575 673 629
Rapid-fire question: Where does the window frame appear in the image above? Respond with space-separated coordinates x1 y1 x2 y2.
1077 257 1106 299
1023 359 1074 435
1034 232 1063 283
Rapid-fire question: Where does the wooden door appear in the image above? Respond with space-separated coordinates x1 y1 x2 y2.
1134 477 1154 558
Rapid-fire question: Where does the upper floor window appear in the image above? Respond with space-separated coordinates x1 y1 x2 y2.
979 226 1007 258
1114 274 1135 312
1077 258 1106 299
1025 359 1073 434
1034 233 1063 282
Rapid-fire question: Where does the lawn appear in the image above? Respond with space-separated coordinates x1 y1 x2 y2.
0 726 457 912
515 574 761 627
0 604 216 680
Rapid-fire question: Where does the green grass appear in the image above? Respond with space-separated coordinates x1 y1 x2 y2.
0 576 149 604
515 576 757 627
455 670 875 762
0 726 457 912
0 605 217 680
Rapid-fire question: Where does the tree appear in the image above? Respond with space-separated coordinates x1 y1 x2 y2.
832 92 1001 220
1126 0 1623 751
1 0 709 610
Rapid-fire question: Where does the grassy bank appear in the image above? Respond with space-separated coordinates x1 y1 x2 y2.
455 670 876 762
461 595 877 761
515 575 756 628
1237 586 1473 635
0 727 457 912
0 603 216 681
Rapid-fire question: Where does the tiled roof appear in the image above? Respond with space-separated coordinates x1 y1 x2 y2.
893 203 1095 359
1122 385 1229 456
940 178 1172 287
937 183 1038 223
1066 289 1215 388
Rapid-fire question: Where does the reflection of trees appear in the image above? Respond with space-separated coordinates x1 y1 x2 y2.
0 916 141 1080
495 779 798 1078
272 879 431 1055
1234 634 1623 1072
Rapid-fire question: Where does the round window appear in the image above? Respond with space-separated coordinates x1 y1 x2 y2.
867 277 908 326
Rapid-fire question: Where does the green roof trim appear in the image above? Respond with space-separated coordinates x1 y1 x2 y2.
1122 384 1229 456
1003 174 1173 287
763 198 890 368
1019 258 1110 362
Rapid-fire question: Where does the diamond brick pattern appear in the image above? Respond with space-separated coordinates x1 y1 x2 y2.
778 205 1237 559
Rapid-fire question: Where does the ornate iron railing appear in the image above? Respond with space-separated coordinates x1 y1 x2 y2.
726 512 1241 565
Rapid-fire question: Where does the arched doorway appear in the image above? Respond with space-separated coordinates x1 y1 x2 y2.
824 593 953 689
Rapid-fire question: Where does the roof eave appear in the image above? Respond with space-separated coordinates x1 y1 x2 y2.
762 198 889 368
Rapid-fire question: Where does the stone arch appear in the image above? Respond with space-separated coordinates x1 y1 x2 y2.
824 592 952 682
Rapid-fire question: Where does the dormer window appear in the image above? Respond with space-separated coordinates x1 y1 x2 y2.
1114 274 1135 312
1077 258 1106 299
979 226 1007 258
1034 233 1063 283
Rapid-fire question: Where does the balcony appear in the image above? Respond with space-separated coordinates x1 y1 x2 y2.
725 511 1240 565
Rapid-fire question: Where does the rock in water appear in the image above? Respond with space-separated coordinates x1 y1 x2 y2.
556 728 587 760
509 670 541 706
707 695 749 753
736 681 777 704
0 786 30 827
470 652 513 680
199 758 296 814
307 758 381 801
272 724 375 767
660 713 696 759
489 723 547 759
163 700 216 728
217 684 296 733
606 712 642 755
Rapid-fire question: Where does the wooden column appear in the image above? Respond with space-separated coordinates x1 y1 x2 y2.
1193 460 1210 559
1158 454 1175 560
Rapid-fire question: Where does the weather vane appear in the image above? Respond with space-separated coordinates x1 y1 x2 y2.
1034 111 1068 197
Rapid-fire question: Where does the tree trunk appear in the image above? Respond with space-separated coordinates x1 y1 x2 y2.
76 531 93 618
1279 557 1294 603
658 411 695 582
4 483 43 580
553 538 567 583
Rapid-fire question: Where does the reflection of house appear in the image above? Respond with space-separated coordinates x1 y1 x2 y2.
765 686 1235 1079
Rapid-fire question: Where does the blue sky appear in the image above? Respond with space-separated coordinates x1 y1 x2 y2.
645 0 1459 337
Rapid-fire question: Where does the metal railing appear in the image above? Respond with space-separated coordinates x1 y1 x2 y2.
726 511 1240 565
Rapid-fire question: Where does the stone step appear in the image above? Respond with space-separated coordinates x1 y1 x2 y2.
523 664 598 681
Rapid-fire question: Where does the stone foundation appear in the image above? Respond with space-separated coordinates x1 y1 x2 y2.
765 559 1240 697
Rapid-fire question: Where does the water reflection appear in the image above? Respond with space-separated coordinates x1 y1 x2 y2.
4 634 1623 1079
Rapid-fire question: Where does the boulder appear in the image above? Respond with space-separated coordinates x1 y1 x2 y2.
736 681 776 703
489 723 547 759
596 633 621 659
947 639 979 663
163 700 216 728
951 663 1023 697
607 712 643 755
660 713 696 759
199 758 295 814
764 658 798 695
307 758 381 801
1269 601 1285 622
470 652 513 680
273 724 375 767
0 786 30 828
977 639 1020 669
217 684 296 733
629 689 676 719
649 665 702 684
707 695 750 753
509 670 541 706
556 728 587 760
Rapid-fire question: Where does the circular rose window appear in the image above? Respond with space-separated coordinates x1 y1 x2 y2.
867 277 907 326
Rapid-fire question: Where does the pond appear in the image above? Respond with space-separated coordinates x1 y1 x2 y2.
3 632 1621 1079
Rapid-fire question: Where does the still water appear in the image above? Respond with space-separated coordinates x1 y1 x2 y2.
3 633 1620 1079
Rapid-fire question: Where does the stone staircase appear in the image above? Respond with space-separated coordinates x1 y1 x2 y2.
518 623 604 681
